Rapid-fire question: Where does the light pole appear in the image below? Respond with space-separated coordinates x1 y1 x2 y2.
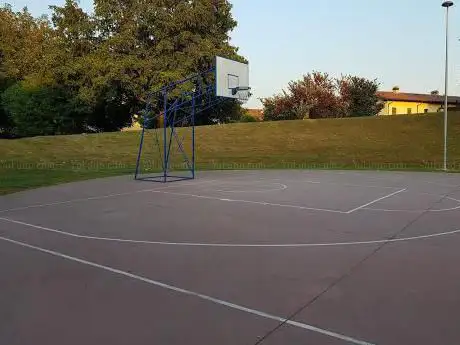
442 1 454 171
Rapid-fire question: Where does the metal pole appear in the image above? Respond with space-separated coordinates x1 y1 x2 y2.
163 91 168 182
444 6 449 171
134 126 145 180
165 100 179 171
192 94 196 179
442 1 454 171
134 103 149 180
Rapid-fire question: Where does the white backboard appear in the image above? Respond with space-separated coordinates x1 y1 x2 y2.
215 56 249 99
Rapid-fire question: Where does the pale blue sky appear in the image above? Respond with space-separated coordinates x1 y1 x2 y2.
8 0 460 108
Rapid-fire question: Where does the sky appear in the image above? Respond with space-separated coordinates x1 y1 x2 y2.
8 0 460 108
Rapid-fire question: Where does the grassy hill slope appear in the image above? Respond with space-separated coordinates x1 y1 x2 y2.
1 113 459 195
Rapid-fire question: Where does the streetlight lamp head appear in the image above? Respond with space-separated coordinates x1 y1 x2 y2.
442 1 454 7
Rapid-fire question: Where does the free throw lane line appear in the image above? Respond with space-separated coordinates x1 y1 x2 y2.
346 188 407 214
149 190 348 214
0 235 375 345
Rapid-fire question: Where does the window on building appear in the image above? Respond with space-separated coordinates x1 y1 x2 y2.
407 108 412 114
424 109 429 113
392 107 397 115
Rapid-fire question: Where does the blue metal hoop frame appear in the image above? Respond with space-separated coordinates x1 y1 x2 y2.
134 67 229 182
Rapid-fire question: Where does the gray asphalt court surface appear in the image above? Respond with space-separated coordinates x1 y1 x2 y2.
1 170 460 345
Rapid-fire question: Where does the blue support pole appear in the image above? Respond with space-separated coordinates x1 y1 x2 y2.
163 91 168 183
134 125 145 180
170 127 193 171
134 101 151 180
165 102 178 173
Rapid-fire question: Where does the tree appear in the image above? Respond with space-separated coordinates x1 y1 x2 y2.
0 5 52 81
262 72 346 120
197 99 245 125
0 62 15 136
262 72 383 121
39 0 133 132
0 4 55 136
0 0 246 136
83 0 244 126
261 93 298 121
1 80 90 137
339 76 384 117
41 0 245 131
0 74 14 136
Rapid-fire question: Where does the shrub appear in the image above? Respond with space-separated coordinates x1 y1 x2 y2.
240 113 257 123
0 75 15 137
1 81 90 137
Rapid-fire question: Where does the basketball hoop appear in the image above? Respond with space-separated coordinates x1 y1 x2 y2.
135 56 251 182
231 86 252 103
215 56 250 101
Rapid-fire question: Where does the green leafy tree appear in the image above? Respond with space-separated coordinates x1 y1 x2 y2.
0 69 15 136
2 81 90 137
0 4 54 136
1 0 246 136
197 99 245 125
87 0 244 125
0 5 52 81
339 76 384 117
43 0 245 131
46 0 96 90
43 0 131 131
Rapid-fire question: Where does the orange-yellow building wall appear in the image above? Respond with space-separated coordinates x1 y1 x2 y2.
379 101 443 115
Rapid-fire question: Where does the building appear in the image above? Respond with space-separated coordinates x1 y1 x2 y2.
121 114 143 132
377 87 460 116
244 108 264 120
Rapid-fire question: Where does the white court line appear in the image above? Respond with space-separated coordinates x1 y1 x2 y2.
2 216 459 248
0 179 219 214
344 172 459 188
363 197 460 213
346 189 407 214
258 177 400 190
0 189 164 214
423 180 459 188
149 190 348 214
0 235 376 345
214 183 288 193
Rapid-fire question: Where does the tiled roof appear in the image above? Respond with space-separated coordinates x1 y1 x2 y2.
377 91 460 105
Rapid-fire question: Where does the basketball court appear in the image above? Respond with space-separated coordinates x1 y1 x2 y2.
1 169 460 345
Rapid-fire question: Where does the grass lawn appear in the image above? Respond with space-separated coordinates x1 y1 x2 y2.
1 112 460 195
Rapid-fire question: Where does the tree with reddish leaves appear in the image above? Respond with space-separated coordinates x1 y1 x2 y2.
262 72 382 121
